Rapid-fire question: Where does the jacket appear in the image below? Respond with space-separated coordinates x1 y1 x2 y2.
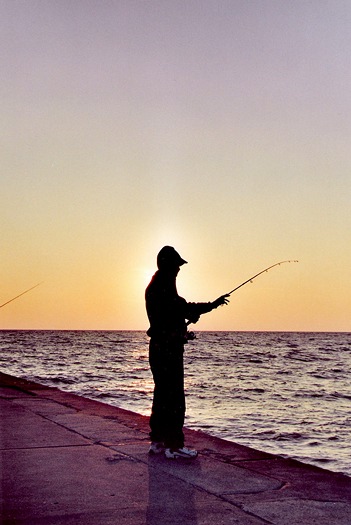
145 269 213 343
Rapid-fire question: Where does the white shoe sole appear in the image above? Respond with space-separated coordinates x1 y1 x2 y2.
149 442 165 454
165 448 198 459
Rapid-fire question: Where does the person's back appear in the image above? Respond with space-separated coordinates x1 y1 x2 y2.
145 268 188 343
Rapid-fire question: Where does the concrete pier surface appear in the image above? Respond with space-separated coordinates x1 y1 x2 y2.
1 372 350 524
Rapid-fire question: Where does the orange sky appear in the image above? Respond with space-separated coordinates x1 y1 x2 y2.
2 1 351 331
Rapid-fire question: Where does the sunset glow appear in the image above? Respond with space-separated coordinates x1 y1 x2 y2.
2 1 351 331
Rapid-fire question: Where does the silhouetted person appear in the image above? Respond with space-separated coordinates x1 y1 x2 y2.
145 246 229 459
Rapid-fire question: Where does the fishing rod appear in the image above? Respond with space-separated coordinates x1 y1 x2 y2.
0 282 43 309
186 260 298 332
226 260 299 296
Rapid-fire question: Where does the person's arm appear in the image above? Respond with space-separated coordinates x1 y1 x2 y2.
186 294 230 324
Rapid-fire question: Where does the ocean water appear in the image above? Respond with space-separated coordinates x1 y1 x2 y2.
1 330 350 476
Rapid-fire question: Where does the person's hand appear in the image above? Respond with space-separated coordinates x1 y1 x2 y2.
212 294 230 309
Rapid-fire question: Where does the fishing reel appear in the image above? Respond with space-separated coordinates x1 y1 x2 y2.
185 330 196 342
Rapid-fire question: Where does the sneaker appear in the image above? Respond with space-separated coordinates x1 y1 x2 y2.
165 447 198 459
149 441 165 454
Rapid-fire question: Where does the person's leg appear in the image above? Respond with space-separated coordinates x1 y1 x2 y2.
149 341 168 444
162 349 185 449
162 348 198 458
149 341 185 448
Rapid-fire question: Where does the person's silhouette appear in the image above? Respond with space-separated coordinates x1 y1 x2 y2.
145 246 229 459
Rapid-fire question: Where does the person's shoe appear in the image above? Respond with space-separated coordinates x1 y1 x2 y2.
165 447 198 459
148 441 165 454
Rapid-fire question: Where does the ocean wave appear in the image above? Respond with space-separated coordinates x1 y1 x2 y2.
33 375 78 385
330 391 351 401
273 432 306 441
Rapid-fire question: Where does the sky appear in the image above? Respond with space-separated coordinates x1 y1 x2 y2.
1 0 351 331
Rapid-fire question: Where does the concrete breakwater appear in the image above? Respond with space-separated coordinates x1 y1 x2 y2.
1 371 350 524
